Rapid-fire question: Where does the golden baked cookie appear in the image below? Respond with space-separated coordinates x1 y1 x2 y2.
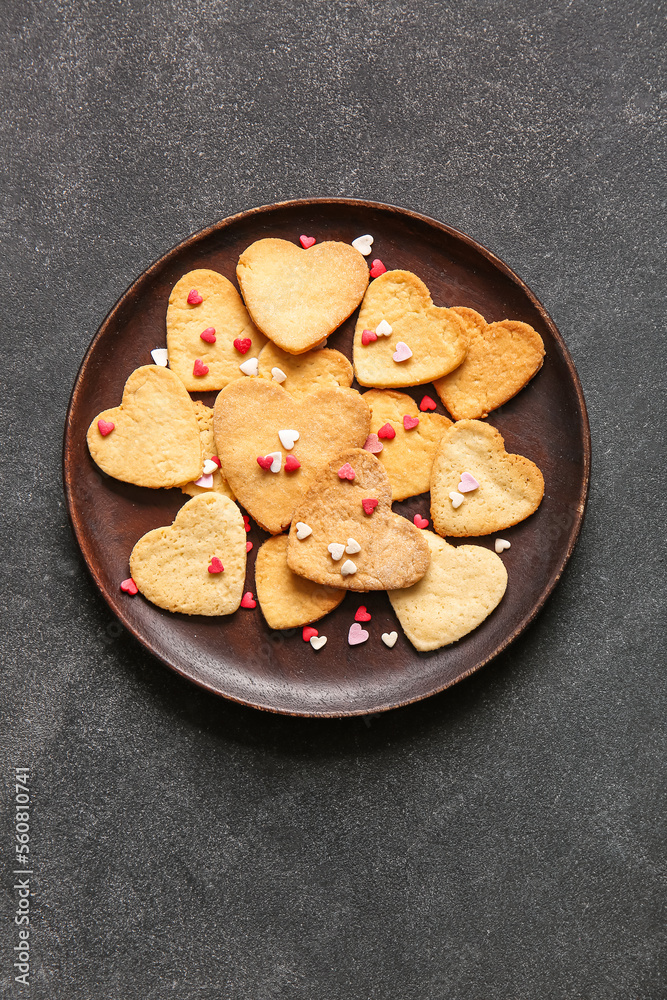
236 238 369 353
166 268 267 391
87 365 202 489
255 534 345 629
434 307 545 419
257 343 353 400
129 494 246 615
388 530 507 650
430 419 544 536
180 402 235 499
353 270 467 387
286 448 430 591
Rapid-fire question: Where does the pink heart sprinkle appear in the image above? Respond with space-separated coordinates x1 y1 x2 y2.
257 455 273 470
361 329 378 346
363 433 383 454
187 289 203 305
392 342 412 363
348 622 369 645
355 606 371 622
413 514 429 529
233 337 252 354
193 358 209 377
284 455 301 472
362 498 379 515
419 395 437 412
377 423 396 440
303 626 318 642
246 541 253 553
369 259 387 278
200 327 216 343
120 578 138 595
193 474 213 488
300 235 316 248
403 414 419 430
208 557 224 574
338 463 355 480
97 419 115 436
458 471 480 492
241 592 257 608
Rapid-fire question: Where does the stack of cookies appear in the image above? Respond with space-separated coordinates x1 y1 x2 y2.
87 234 546 652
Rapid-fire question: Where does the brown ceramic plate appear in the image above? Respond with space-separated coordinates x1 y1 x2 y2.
63 198 590 717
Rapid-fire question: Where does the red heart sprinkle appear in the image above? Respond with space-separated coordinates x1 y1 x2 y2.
284 455 301 471
257 455 273 470
419 395 437 412
120 578 138 595
187 289 203 305
361 329 378 346
362 498 379 515
378 422 396 440
200 327 216 343
241 591 257 608
413 514 429 529
355 606 372 622
243 514 251 532
303 626 319 641
299 235 316 248
211 456 222 468
208 557 224 574
403 414 420 430
246 541 253 553
369 258 387 278
97 419 115 436
338 462 356 480
233 337 252 354
193 358 209 377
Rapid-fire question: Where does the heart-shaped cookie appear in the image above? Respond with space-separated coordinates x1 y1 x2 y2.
213 380 371 534
388 530 508 650
434 307 545 419
286 448 430 591
430 419 544 536
257 343 353 400
87 365 202 488
129 494 246 615
353 270 467 387
180 401 235 499
166 269 268 391
255 534 345 629
236 238 369 354
362 389 452 500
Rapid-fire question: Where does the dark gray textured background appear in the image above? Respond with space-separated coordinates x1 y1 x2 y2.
1 1 665 997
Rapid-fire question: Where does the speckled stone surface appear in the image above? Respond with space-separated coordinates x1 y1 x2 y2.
1 2 665 997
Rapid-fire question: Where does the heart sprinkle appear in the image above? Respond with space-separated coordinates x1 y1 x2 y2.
257 455 272 470
419 395 437 411
310 635 327 650
458 471 480 492
363 433 383 454
392 342 413 363
299 235 316 248
362 498 379 515
361 329 378 346
278 429 300 450
202 459 218 476
120 578 138 595
193 358 209 377
495 538 511 553
348 622 368 644
240 591 257 608
382 631 398 648
345 537 361 554
243 515 251 532
376 319 392 337
193 473 213 489
97 419 115 437
208 557 224 574
295 521 312 540
413 514 429 529
352 234 374 255
355 606 371 622
328 542 345 561
151 348 169 366
377 423 396 440
266 451 282 473
403 414 420 430
211 456 222 468
284 455 301 471
246 541 253 552
449 491 464 508
233 337 252 354
369 259 387 278
239 357 259 376
316 338 328 348
338 463 356 480
303 626 319 642
200 327 216 343
187 289 203 305
341 559 357 576
271 367 287 383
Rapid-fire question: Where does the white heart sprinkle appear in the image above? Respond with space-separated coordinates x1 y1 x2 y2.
271 366 287 383
310 635 327 650
449 491 465 509
240 357 259 376
151 348 169 367
392 342 413 362
376 319 392 337
295 522 312 540
266 451 282 473
341 559 357 576
352 234 374 255
328 542 345 561
382 631 398 648
495 539 511 553
193 474 213 489
202 459 218 476
278 429 300 450
345 537 361 554
315 338 328 349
